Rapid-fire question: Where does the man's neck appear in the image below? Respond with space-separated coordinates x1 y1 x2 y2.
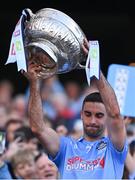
83 134 104 142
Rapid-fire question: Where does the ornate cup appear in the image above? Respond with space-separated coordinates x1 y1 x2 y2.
24 8 87 79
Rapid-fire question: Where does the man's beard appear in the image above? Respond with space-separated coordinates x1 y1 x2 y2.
84 125 105 138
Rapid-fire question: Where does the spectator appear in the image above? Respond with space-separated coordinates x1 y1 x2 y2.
123 140 135 179
0 106 8 130
124 116 135 144
35 152 59 179
70 119 83 139
5 119 24 144
13 126 40 151
64 80 84 118
10 149 38 179
0 131 12 179
55 124 68 137
10 94 27 119
0 79 14 110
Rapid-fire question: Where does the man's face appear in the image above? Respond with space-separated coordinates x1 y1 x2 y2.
81 102 107 140
36 154 58 179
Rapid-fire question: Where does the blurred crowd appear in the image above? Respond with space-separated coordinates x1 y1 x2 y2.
0 74 134 179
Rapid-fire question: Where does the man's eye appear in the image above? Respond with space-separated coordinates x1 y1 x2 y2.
85 112 91 116
96 113 104 118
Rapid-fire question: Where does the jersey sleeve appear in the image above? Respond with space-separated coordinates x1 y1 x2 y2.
108 137 128 163
49 136 69 168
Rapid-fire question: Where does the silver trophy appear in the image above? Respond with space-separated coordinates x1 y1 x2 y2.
24 8 87 79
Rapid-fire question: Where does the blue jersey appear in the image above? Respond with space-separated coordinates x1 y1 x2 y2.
50 136 128 179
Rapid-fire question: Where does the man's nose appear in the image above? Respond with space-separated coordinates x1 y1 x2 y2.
90 115 96 123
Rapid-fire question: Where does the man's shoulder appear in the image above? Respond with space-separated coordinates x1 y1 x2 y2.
60 135 78 142
60 136 83 146
60 136 110 147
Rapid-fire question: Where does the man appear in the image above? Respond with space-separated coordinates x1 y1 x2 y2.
23 39 128 179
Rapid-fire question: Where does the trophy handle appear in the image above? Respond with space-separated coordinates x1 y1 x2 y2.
23 8 35 20
76 63 85 69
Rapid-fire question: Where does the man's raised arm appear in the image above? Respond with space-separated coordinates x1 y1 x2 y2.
23 62 60 157
82 39 126 150
94 71 126 150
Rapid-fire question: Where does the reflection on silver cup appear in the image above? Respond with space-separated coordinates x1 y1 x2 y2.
24 8 87 79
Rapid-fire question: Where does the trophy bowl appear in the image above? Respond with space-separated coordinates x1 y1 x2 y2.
24 8 87 79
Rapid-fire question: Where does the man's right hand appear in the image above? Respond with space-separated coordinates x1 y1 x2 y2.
21 61 42 82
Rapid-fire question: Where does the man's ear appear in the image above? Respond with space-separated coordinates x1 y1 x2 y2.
80 110 83 120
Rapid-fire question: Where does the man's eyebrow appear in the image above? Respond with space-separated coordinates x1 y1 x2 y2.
84 110 91 113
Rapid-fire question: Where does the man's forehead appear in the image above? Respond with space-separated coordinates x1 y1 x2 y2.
83 101 104 107
83 102 106 112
